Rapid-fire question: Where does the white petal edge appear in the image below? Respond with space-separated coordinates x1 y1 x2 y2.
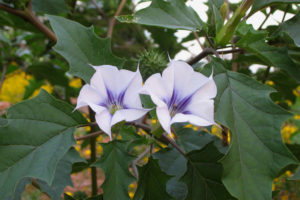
110 108 150 126
95 110 112 139
156 106 172 134
75 84 105 112
170 113 215 127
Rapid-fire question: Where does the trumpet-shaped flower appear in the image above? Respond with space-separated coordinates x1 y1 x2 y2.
76 65 149 138
142 60 217 134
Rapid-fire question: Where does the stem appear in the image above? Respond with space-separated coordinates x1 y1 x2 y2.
215 0 254 46
76 131 102 141
132 147 151 179
258 10 271 30
24 8 57 43
0 3 57 43
0 51 7 93
188 48 243 65
88 108 98 196
107 0 127 37
221 125 229 146
90 0 107 19
262 66 271 83
282 5 289 23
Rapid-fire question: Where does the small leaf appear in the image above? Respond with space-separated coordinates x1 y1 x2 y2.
48 15 125 83
117 0 203 31
133 157 173 200
0 90 87 199
93 140 135 200
236 26 300 82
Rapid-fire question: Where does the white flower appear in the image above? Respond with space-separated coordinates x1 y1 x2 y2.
142 60 217 134
76 65 149 138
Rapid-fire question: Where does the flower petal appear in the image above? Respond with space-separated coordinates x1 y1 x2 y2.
183 100 216 125
167 60 211 100
111 108 149 126
75 84 105 111
123 68 144 109
142 73 169 107
92 65 136 96
95 110 112 138
156 106 172 134
189 74 217 101
171 113 214 127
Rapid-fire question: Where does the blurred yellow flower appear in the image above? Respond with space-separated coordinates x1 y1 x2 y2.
294 115 300 120
281 195 289 200
266 80 274 86
65 192 73 196
293 86 300 96
69 78 82 88
97 145 103 154
129 192 134 199
84 149 91 156
0 70 31 103
31 82 53 98
184 124 193 128
284 100 292 107
151 119 157 124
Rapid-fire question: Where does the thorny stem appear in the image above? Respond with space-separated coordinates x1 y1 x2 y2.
107 0 127 37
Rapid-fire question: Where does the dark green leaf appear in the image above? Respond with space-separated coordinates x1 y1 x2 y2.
236 27 300 82
117 0 203 31
5 177 31 200
0 90 87 199
204 58 298 200
48 15 125 83
32 0 69 15
133 157 173 200
93 140 135 200
38 148 86 200
26 62 68 86
277 12 300 47
180 142 233 200
251 0 300 14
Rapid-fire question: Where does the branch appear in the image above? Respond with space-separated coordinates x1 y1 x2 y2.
0 51 7 93
107 0 127 37
75 131 102 141
90 0 107 19
0 3 57 43
132 147 151 179
188 48 244 65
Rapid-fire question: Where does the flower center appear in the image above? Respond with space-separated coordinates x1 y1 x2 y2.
109 104 122 115
169 103 178 117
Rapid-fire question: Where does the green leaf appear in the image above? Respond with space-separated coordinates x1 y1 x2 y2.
117 0 203 31
180 142 233 200
26 62 68 86
133 157 173 200
236 27 300 82
47 15 125 83
250 0 300 14
0 90 87 199
204 58 298 200
277 12 300 47
38 148 86 200
93 140 135 200
154 127 227 199
32 0 69 14
5 178 31 200
289 167 300 180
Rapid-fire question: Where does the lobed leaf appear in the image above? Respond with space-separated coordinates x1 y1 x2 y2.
0 90 87 199
204 58 298 200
